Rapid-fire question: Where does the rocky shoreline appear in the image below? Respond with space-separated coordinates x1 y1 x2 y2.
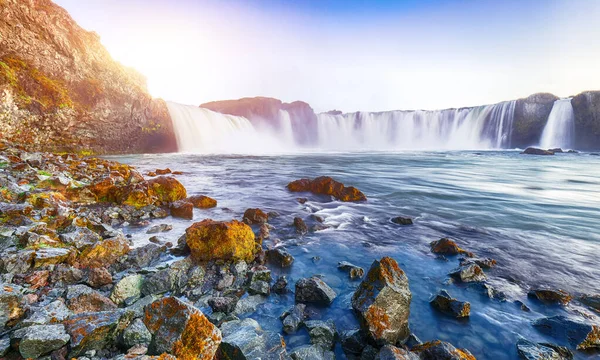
0 142 598 359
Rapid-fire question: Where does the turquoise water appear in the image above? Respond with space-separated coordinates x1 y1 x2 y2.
116 151 600 359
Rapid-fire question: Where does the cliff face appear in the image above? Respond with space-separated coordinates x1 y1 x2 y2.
0 0 176 154
511 93 559 149
572 91 600 151
202 97 318 145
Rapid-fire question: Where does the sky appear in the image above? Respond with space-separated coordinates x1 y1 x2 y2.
53 0 600 113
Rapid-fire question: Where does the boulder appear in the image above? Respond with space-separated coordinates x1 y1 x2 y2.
295 276 337 305
217 318 288 360
65 284 117 313
146 223 173 234
430 238 473 257
375 345 419 360
267 248 295 267
185 219 257 263
77 234 130 268
338 261 365 280
19 324 70 359
521 147 555 155
170 200 194 220
243 208 269 224
304 319 337 350
110 274 144 305
281 304 306 334
187 195 217 209
249 280 271 296
272 276 289 294
340 330 367 356
122 318 152 349
287 176 367 202
516 338 573 360
143 297 221 357
430 290 470 318
290 345 335 360
20 300 71 327
208 297 238 314
64 310 129 357
449 264 487 283
351 257 411 345
146 176 187 204
412 340 476 360
528 289 572 305
0 285 24 329
87 267 113 288
391 217 413 226
294 217 308 234
532 315 600 350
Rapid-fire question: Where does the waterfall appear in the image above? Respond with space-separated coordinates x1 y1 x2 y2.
166 102 294 153
540 99 575 149
316 101 516 150
167 100 518 153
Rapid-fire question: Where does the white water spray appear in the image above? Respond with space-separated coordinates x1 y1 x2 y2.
540 99 575 149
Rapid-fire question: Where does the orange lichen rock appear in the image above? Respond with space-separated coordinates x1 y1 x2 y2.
187 195 217 209
143 297 221 358
64 310 129 357
412 340 476 360
76 236 129 268
287 176 366 202
147 176 187 204
351 257 411 345
242 208 269 224
185 219 257 263
430 238 473 257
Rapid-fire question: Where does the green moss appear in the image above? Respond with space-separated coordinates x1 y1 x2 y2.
37 170 52 176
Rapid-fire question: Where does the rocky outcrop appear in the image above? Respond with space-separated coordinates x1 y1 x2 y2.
184 219 258 263
287 176 367 202
201 96 318 145
512 93 559 148
532 315 600 350
0 0 176 154
572 91 600 150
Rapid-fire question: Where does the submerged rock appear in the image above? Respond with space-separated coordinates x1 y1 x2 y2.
516 338 573 360
340 329 367 356
412 340 476 360
304 319 337 350
143 296 221 357
295 276 337 305
521 147 555 155
338 261 365 280
185 219 257 262
267 248 295 267
287 176 367 202
272 276 289 294
290 345 335 360
579 294 600 312
528 288 572 305
243 208 269 224
391 216 413 226
430 290 471 318
532 315 600 350
376 344 419 360
293 217 309 235
146 223 173 234
281 304 306 334
187 195 217 208
430 238 473 257
351 257 411 345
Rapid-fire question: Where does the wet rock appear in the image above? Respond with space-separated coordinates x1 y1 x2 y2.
0 250 35 274
295 276 337 305
281 304 306 334
391 217 413 226
304 319 337 349
185 219 257 262
521 147 555 155
155 168 172 175
87 267 113 288
0 336 9 356
77 234 130 268
249 267 272 283
249 280 271 296
341 329 367 356
187 195 217 209
146 223 173 234
449 264 487 283
259 223 271 239
516 338 573 360
51 264 84 286
468 282 506 301
294 217 308 234
352 257 411 345
59 227 102 250
146 176 188 204
234 294 268 315
267 248 295 267
120 243 165 270
430 290 470 318
272 276 289 294
243 208 269 224
528 288 572 305
338 261 365 280
65 284 117 313
217 318 288 359
376 345 419 360
34 247 74 268
580 294 600 312
412 340 476 360
290 345 335 360
287 176 367 202
143 297 221 357
19 324 70 359
515 300 531 312
208 297 238 314
459 257 497 269
170 200 193 220
0 285 24 329
64 310 129 357
122 318 152 349
532 315 600 350
297 197 308 204
430 238 473 257
110 274 143 305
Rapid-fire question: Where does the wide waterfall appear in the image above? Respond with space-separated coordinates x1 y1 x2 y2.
317 101 516 150
539 99 575 149
167 100 520 153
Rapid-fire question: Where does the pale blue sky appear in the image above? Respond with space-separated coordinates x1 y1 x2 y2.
54 0 600 112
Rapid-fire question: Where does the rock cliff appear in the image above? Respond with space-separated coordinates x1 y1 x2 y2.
0 0 176 154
